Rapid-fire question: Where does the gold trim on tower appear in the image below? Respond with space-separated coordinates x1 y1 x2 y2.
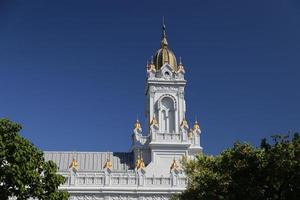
135 151 146 170
193 120 200 131
134 119 142 131
188 129 193 139
150 116 158 127
177 57 185 74
170 158 179 172
147 58 156 72
180 118 189 129
152 19 177 71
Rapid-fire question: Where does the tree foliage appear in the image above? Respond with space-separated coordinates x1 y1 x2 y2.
176 134 300 200
0 119 69 200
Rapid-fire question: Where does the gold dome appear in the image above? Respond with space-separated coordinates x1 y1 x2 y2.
153 21 177 71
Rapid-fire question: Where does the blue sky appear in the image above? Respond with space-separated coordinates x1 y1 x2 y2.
0 0 299 155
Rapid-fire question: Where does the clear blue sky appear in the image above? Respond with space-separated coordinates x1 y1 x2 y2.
0 0 299 155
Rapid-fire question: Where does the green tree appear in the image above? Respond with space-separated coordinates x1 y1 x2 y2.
175 134 300 200
0 119 69 200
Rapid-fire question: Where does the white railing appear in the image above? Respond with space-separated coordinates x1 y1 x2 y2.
156 132 181 142
59 171 186 188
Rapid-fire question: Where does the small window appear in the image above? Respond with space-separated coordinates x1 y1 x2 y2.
164 71 170 77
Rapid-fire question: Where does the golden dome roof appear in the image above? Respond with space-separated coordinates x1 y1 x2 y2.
153 21 177 71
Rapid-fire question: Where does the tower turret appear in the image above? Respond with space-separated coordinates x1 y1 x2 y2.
132 20 202 176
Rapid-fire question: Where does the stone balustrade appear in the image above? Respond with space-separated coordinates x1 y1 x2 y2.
155 132 181 142
59 171 186 188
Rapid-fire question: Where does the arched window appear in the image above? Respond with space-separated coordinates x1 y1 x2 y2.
159 97 175 133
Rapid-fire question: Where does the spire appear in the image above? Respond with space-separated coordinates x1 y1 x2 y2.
177 56 185 74
193 119 200 132
134 118 142 131
161 16 168 48
147 56 156 73
150 56 154 64
153 17 177 71
179 56 183 65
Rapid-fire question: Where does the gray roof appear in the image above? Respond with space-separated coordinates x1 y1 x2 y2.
44 151 133 172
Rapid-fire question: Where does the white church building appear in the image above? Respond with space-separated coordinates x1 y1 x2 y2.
44 22 203 200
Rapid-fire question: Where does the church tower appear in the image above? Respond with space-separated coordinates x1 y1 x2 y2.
131 21 202 175
45 20 203 200
45 20 203 199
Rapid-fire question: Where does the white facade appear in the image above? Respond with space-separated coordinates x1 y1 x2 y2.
45 23 202 200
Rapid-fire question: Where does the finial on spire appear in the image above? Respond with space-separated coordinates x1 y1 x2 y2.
193 118 200 132
161 16 168 47
177 56 185 74
134 118 142 131
147 56 156 73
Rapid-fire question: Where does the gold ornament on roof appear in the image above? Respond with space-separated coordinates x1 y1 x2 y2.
188 129 193 139
170 158 179 171
147 58 156 72
150 116 158 127
134 119 142 131
69 158 79 170
135 156 141 169
138 157 145 169
180 118 189 129
193 120 200 131
177 57 185 74
103 157 113 170
135 152 146 170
